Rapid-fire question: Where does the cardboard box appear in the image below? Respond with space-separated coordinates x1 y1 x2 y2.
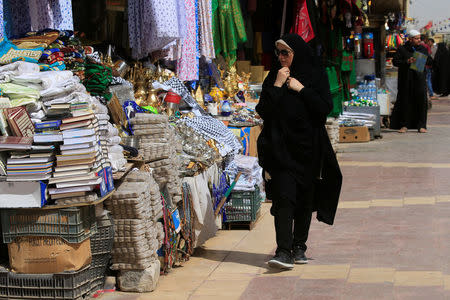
339 126 370 143
8 236 91 274
250 66 265 83
236 60 251 74
0 181 47 208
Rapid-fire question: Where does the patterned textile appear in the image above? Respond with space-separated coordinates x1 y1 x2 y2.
161 77 205 114
212 0 247 66
128 0 181 59
198 0 215 59
3 0 31 38
177 0 199 81
27 0 73 32
0 0 3 39
181 115 242 156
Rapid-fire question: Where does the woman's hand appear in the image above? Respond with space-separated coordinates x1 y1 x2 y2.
274 67 290 87
287 77 304 92
407 57 416 64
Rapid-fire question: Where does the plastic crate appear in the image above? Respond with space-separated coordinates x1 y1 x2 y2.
89 276 105 295
223 186 261 223
90 254 111 280
90 214 114 256
1 206 97 244
0 266 92 300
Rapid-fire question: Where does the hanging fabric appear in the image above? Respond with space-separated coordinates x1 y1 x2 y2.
177 0 199 81
128 0 181 59
290 0 315 43
198 0 215 59
212 0 247 66
280 0 287 38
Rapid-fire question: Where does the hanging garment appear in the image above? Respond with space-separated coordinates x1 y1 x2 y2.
0 0 4 39
290 0 315 43
177 0 199 81
128 0 181 59
212 0 247 66
198 0 215 59
3 0 31 38
28 0 73 32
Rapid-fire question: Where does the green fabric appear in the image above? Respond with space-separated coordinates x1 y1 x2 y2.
212 0 247 66
326 67 343 117
83 63 113 100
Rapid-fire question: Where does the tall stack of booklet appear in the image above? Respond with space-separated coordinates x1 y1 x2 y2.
4 135 54 182
48 103 105 201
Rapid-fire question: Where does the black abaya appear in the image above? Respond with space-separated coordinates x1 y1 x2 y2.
390 41 429 130
432 43 450 96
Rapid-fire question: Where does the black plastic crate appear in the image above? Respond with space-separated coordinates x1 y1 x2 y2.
90 254 111 280
0 266 92 299
90 214 114 256
89 276 105 295
223 186 261 223
1 206 96 244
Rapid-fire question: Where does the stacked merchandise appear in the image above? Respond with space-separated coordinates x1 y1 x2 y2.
105 170 162 291
338 112 376 128
0 206 97 300
175 122 221 177
6 144 54 182
89 212 115 294
226 154 263 192
326 118 340 151
90 97 126 173
130 113 182 205
222 155 263 223
49 109 104 204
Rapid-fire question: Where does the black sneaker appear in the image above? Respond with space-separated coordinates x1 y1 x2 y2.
293 248 308 264
268 251 294 269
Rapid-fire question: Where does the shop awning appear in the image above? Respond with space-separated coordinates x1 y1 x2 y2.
370 0 406 15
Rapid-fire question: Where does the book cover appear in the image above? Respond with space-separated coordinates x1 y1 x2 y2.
5 106 34 137
50 191 86 200
33 134 63 143
48 173 96 184
62 128 96 139
55 177 101 189
7 157 53 164
34 120 62 130
54 164 92 173
61 114 95 124
59 142 95 151
60 145 98 156
59 119 93 131
56 157 96 167
56 153 96 162
7 174 51 181
7 161 53 170
48 185 94 195
0 136 33 150
52 169 89 178
63 135 97 145
7 167 52 174
410 51 428 73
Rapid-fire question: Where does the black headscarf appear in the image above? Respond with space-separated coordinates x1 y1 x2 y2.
265 33 319 89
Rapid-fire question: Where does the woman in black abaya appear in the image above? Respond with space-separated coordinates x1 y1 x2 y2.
256 33 342 269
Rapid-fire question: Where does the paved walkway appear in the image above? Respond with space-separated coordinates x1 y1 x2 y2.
102 98 450 300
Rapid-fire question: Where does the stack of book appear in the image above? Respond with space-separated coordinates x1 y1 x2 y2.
6 144 55 182
33 120 63 144
49 112 103 200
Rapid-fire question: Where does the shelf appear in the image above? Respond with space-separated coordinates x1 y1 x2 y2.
36 189 116 210
113 163 134 180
